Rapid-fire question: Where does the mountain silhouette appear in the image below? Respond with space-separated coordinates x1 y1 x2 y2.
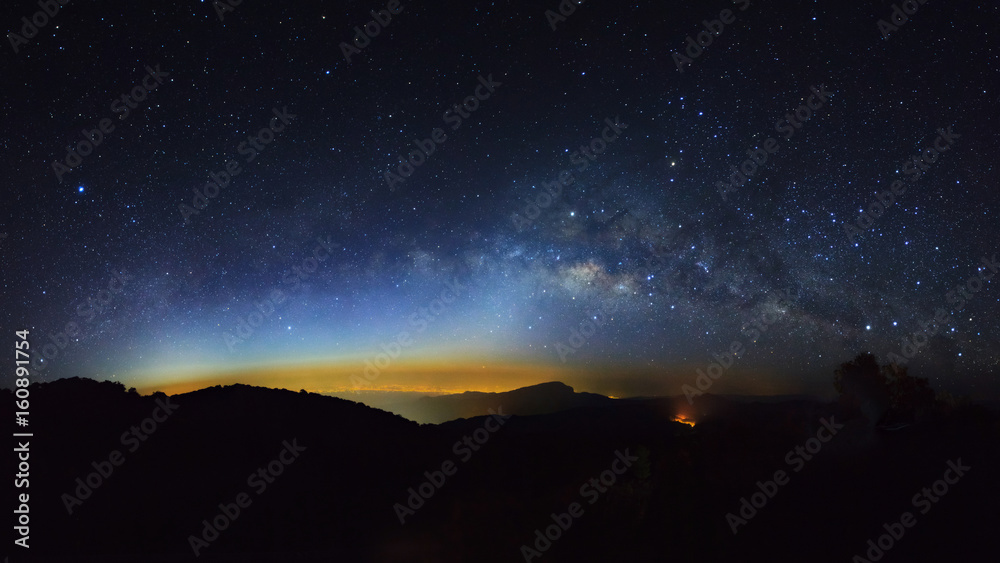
2 377 998 562
384 381 613 423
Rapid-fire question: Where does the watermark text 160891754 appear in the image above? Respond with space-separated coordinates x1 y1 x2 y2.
14 329 33 549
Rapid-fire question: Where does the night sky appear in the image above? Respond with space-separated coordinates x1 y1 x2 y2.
3 0 998 399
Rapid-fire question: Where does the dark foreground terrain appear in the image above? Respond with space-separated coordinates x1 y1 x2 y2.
2 378 998 562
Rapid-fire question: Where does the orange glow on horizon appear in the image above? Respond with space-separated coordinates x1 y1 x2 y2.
131 357 809 400
134 357 582 397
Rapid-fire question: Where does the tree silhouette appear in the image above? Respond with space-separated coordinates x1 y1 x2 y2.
882 362 936 422
834 352 890 425
834 353 937 425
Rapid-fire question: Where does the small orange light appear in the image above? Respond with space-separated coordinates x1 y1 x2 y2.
673 416 695 427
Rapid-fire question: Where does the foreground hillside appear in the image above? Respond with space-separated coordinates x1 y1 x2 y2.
2 378 998 562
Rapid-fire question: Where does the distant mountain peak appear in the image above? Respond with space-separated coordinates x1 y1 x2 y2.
398 381 608 423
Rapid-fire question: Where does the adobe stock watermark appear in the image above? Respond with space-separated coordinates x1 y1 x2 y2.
682 287 797 404
717 84 832 201
340 0 403 63
351 278 466 388
544 0 589 31
555 299 620 362
878 0 932 40
672 0 750 73
61 396 180 515
886 254 996 365
511 116 627 230
633 239 671 282
180 106 297 223
31 271 134 374
51 65 171 182
187 439 306 557
519 449 638 561
850 458 970 562
383 74 501 190
7 0 71 54
393 407 509 524
212 0 244 22
223 236 336 352
843 126 959 244
726 416 843 534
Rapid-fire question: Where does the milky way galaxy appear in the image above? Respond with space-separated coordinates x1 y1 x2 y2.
2 0 998 399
